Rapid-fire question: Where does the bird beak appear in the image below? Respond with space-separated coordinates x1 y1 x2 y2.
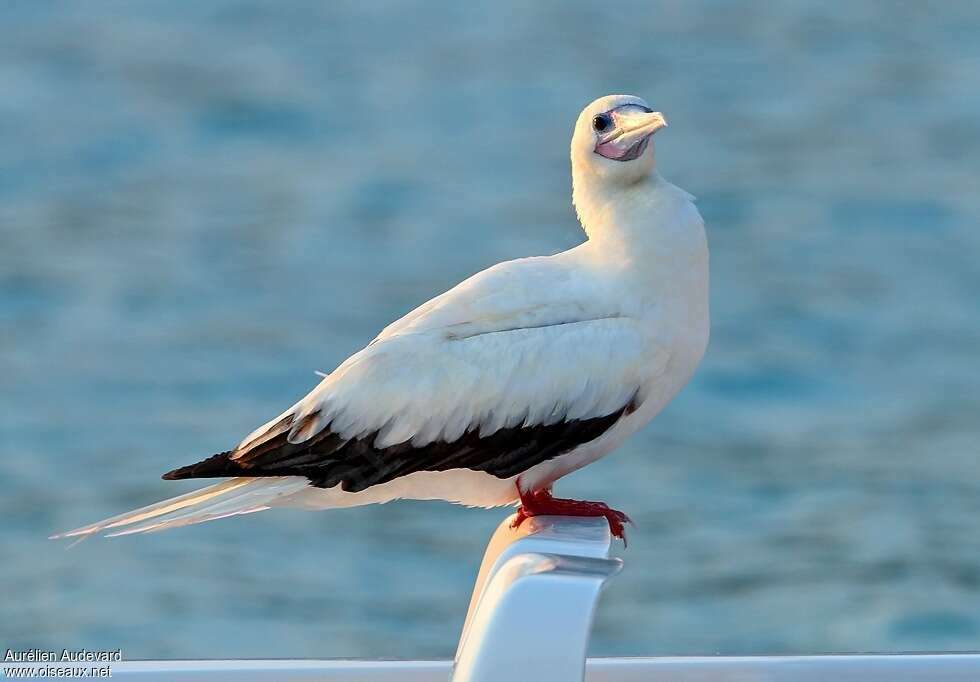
595 108 667 161
612 109 668 145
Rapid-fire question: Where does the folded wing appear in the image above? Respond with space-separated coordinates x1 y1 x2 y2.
165 256 670 493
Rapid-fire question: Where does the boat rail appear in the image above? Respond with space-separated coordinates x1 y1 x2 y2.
97 515 980 680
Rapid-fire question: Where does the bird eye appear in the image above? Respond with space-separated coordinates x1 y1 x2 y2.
592 114 611 133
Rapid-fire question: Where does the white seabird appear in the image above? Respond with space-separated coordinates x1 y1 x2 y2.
53 94 709 543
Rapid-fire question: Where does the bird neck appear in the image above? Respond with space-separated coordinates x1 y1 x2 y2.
573 171 694 262
573 171 709 343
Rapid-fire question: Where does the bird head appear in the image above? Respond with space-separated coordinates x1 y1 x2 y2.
571 95 667 186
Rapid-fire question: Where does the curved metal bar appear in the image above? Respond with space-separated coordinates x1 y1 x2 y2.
452 515 621 682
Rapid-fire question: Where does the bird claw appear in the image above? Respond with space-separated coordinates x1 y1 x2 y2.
512 485 632 546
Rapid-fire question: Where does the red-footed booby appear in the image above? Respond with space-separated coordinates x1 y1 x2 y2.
53 95 709 544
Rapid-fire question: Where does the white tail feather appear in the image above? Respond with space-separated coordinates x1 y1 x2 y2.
105 505 270 537
50 477 310 541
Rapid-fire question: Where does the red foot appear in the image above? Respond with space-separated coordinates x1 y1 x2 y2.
511 485 633 546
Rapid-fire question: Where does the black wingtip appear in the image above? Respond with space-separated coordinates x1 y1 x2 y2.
162 450 239 480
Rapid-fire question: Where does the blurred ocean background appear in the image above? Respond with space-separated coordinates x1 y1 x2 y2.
2 0 979 660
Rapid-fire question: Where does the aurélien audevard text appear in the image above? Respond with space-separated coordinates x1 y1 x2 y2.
5 649 122 663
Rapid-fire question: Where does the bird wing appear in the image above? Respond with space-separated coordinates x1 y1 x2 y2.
164 254 670 492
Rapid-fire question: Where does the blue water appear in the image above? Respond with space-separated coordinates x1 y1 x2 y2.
2 0 979 660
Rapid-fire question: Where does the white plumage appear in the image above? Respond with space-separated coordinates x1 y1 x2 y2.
53 94 709 541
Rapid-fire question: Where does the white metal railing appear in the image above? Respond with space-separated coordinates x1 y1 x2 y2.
70 515 980 680
101 655 980 681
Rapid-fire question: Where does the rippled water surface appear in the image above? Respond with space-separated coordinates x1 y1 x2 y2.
2 0 979 659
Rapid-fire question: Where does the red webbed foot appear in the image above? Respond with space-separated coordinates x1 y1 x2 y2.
511 485 633 546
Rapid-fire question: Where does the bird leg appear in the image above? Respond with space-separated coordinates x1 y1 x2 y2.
512 484 632 545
